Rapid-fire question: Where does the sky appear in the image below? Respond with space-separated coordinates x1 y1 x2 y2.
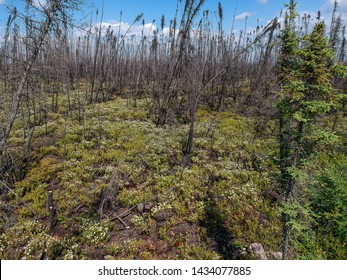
0 0 347 37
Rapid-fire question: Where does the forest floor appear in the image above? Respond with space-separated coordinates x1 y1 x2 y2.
0 96 295 259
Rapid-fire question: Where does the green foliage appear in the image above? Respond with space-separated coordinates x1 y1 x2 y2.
131 214 157 235
3 88 344 260
309 154 347 259
278 20 344 154
108 238 148 259
0 220 64 259
80 219 111 247
276 1 347 260
280 152 347 260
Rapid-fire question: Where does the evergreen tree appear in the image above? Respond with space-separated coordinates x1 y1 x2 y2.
277 1 347 259
277 0 301 259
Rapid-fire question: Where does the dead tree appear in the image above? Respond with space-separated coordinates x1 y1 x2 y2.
0 0 82 153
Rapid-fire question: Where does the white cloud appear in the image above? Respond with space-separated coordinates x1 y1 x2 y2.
235 12 255 21
97 21 157 38
30 0 48 12
328 0 347 8
297 10 316 19
162 27 171 36
322 0 347 21
257 0 268 4
33 0 47 7
0 0 6 4
73 19 179 42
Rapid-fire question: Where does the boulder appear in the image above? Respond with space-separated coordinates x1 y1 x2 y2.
269 251 283 260
137 202 154 214
137 203 145 214
153 210 174 222
249 243 267 260
144 202 154 210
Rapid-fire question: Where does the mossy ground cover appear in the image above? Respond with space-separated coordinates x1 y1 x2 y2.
1 97 283 259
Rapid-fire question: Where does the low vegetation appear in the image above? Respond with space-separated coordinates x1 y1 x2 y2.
1 98 280 259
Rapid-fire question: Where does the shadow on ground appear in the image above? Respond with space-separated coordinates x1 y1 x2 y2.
201 196 242 260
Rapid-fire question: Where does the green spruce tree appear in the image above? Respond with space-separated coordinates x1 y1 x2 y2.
277 1 347 259
277 0 301 259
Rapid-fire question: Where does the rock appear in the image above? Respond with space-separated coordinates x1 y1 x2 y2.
137 202 153 214
170 222 191 237
137 203 145 214
144 202 154 210
249 243 267 260
153 210 174 222
269 251 283 260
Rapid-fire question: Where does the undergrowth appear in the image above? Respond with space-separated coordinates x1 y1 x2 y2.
0 98 295 259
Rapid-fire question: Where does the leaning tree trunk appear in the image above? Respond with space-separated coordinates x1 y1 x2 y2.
0 2 59 153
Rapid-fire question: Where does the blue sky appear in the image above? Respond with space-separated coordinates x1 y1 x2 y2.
84 0 347 33
1 0 347 36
